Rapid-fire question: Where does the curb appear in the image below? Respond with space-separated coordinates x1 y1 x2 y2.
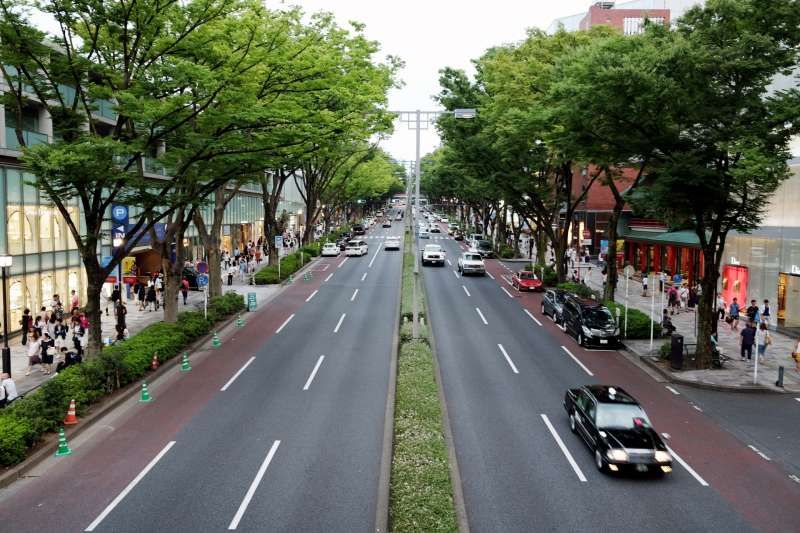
420 263 471 533
0 293 272 489
636 353 783 394
374 248 402 533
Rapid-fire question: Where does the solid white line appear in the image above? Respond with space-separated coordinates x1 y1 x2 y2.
523 309 542 326
747 444 771 461
350 289 359 302
666 386 680 395
338 257 348 269
447 259 452 266
368 250 380 268
540 414 587 483
497 344 519 374
475 307 488 325
666 445 709 486
692 405 703 412
228 440 281 530
487 272 495 280
361 272 368 282
333 313 346 333
303 355 326 391
85 441 176 531
305 290 318 302
452 270 460 278
324 273 333 283
560 346 594 376
275 314 295 334
661 432 671 440
221 356 256 391
504 277 513 286
462 285 471 297
501 287 514 298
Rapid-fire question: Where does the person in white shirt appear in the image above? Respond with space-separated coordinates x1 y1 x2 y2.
1 373 18 404
25 332 43 375
755 322 771 362
717 295 726 321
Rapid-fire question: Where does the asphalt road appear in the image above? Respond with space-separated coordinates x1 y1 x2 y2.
419 219 800 533
0 215 404 533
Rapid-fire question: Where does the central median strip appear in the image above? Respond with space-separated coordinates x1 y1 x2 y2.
389 230 460 533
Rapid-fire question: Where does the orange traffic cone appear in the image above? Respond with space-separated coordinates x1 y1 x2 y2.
63 399 78 425
151 353 159 371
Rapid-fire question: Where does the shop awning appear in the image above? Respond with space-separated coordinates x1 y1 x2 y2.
617 217 701 247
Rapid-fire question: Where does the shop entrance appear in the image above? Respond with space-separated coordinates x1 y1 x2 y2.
777 272 800 333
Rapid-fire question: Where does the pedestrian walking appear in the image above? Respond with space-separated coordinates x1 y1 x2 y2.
659 271 667 293
761 299 771 328
72 323 86 357
54 319 68 351
717 295 726 321
740 320 757 363
755 322 771 362
70 289 79 312
746 299 760 323
40 332 54 375
32 314 44 336
19 308 31 345
146 284 157 311
642 272 648 297
729 297 741 331
181 277 189 305
24 331 43 375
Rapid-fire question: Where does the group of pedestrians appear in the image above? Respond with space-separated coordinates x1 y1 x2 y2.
717 297 776 365
133 274 163 312
21 292 88 376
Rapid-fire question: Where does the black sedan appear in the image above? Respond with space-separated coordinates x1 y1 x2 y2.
564 385 673 475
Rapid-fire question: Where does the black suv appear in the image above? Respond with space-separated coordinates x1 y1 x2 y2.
352 224 365 236
561 296 619 348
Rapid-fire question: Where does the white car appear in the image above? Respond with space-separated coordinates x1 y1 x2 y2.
440 217 449 224
457 252 486 276
345 240 369 256
321 243 340 257
419 228 430 239
421 244 445 266
384 237 401 250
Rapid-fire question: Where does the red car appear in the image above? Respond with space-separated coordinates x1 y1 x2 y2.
511 270 543 292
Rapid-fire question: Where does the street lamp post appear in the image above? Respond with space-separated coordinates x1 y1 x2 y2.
0 255 13 376
392 109 476 338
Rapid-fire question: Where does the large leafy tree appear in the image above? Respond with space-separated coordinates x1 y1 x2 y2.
0 0 250 349
629 0 800 366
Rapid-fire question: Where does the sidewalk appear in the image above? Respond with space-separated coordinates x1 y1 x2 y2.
7 258 285 398
581 265 800 393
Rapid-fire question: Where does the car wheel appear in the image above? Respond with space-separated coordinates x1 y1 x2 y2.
595 448 606 472
569 412 577 433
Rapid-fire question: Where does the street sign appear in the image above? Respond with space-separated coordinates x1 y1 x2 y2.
101 255 113 268
274 235 283 249
197 274 209 287
113 224 126 242
196 261 208 274
111 204 129 224
247 292 257 312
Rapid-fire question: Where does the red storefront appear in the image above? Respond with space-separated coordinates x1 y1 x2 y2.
619 217 704 285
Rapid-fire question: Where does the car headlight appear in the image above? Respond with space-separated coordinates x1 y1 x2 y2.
654 450 672 463
582 326 592 337
606 449 629 462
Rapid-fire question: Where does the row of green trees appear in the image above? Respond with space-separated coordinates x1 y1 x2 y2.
423 0 800 367
0 0 404 352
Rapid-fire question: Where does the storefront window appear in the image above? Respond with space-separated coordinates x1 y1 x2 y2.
9 278 24 335
40 209 53 252
25 273 39 316
23 206 36 253
7 208 22 255
41 274 53 307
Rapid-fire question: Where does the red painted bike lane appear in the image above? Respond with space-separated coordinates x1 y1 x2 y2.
482 258 800 533
0 257 340 533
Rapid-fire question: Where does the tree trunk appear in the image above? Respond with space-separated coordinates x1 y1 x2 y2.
83 263 104 356
207 245 222 298
535 227 548 267
695 247 721 368
603 202 623 302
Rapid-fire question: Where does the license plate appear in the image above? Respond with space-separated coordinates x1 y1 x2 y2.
600 339 608 344
636 464 648 472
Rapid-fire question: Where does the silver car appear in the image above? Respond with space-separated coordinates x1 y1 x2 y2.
457 252 485 276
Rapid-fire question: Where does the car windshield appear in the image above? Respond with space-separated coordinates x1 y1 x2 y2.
347 241 360 247
518 271 537 280
464 254 482 261
583 307 614 328
595 404 652 429
425 245 442 252
477 240 492 249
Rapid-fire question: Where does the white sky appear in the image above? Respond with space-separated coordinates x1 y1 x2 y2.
279 0 591 163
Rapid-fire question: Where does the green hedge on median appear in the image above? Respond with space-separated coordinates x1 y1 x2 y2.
604 300 656 339
254 251 317 285
0 292 245 467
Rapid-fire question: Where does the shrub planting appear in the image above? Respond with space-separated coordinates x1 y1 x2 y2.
0 292 244 467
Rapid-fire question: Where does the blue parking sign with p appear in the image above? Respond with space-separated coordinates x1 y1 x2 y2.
111 204 129 224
